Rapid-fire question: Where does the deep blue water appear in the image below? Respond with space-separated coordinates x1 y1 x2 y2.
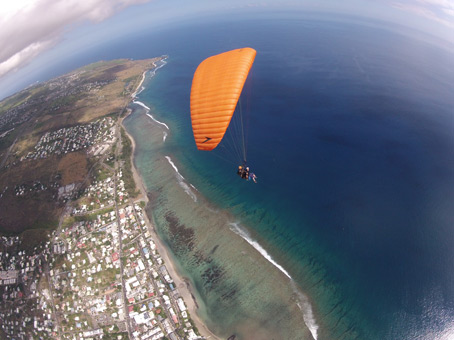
129 18 454 339
32 12 454 339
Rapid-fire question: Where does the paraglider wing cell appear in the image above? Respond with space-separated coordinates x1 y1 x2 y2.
190 47 256 151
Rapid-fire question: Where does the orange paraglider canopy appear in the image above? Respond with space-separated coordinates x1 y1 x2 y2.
190 47 256 151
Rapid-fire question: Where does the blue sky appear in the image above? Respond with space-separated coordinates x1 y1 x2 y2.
0 0 453 100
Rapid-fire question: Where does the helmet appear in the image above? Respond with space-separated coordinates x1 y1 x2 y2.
246 167 249 171
239 166 243 169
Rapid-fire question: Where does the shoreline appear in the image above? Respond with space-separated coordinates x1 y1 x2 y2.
121 107 221 340
131 71 147 98
121 62 321 339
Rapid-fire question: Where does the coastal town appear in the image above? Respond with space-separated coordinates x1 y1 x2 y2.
0 59 207 340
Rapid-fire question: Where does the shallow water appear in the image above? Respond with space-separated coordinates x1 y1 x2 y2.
124 107 317 339
123 15 454 340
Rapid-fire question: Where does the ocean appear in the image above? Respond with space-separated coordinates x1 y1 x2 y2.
47 12 454 340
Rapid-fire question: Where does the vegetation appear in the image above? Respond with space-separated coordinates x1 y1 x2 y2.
105 154 116 168
187 315 199 334
119 127 139 197
74 207 114 222
62 216 76 229
0 91 31 113
49 93 83 112
94 166 112 182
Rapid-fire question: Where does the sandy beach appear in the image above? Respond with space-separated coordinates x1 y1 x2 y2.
121 108 220 340
131 71 147 98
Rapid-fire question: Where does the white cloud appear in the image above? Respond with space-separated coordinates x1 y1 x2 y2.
0 40 56 78
391 0 454 28
0 0 151 79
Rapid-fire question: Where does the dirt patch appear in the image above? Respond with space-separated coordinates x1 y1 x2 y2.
57 151 88 185
0 190 61 234
0 156 59 185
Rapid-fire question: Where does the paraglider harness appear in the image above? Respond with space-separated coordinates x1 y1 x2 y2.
237 164 257 183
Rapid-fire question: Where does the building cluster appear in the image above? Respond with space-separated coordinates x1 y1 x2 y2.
0 73 76 133
0 236 58 338
49 217 125 336
14 180 47 197
0 98 39 132
24 117 115 160
0 65 205 338
119 204 200 340
47 73 110 99
72 176 116 214
0 179 204 340
0 69 113 138
116 169 128 203
43 72 112 115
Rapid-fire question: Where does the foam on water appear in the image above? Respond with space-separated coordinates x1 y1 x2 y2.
229 222 291 279
165 156 197 202
132 99 169 130
133 85 145 97
149 57 167 77
132 58 170 130
133 100 170 129
145 112 170 130
133 100 150 111
291 281 319 340
132 56 167 98
229 221 319 339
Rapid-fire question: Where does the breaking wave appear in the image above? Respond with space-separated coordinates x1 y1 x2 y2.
229 222 291 279
131 57 170 138
145 112 169 130
228 221 319 339
132 55 168 98
132 100 169 131
165 156 197 202
133 100 150 111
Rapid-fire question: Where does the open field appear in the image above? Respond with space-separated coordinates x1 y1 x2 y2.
0 155 62 233
57 151 88 185
0 189 61 233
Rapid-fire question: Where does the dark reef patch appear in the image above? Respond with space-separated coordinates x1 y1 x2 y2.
164 211 195 254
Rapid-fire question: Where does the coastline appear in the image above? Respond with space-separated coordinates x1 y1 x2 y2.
120 60 320 340
131 71 147 98
121 106 220 339
121 107 318 340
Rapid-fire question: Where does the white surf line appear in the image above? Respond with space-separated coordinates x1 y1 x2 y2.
130 57 170 142
133 100 150 111
228 221 319 340
291 281 319 340
131 100 170 131
135 85 145 97
132 55 168 98
165 156 197 202
148 57 167 78
146 113 170 130
228 222 291 279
